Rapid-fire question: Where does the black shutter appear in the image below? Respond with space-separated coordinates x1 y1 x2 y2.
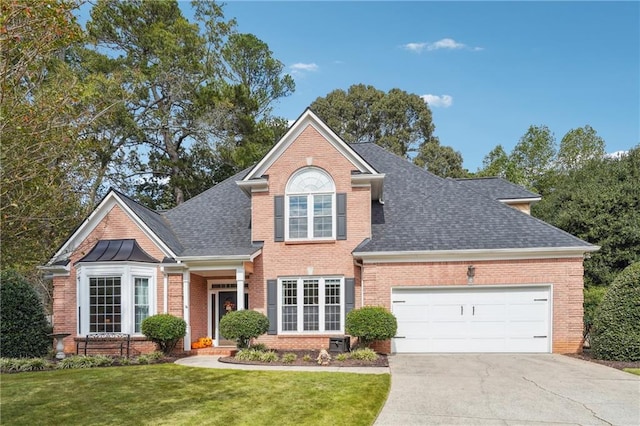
345 278 355 317
274 196 284 242
337 193 347 240
267 279 277 335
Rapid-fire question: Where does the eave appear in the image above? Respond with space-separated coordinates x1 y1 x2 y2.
352 246 600 264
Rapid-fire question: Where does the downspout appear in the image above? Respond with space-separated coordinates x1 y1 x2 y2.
162 269 168 314
354 259 365 308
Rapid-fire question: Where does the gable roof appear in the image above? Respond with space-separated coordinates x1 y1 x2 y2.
455 177 541 202
350 143 596 257
243 108 380 181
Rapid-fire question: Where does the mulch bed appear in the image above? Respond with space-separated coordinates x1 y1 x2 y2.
565 351 640 371
219 350 389 368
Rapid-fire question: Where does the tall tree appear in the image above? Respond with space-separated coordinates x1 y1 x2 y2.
414 143 466 178
557 125 606 172
310 84 439 158
509 125 557 193
533 147 640 287
1 0 88 272
85 0 235 209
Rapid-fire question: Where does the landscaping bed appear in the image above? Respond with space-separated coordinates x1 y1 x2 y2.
566 351 640 371
220 349 389 368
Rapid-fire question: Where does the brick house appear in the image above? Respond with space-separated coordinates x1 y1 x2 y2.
43 109 597 355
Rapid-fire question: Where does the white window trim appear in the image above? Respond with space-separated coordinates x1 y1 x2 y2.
284 168 336 241
277 276 344 334
77 263 157 336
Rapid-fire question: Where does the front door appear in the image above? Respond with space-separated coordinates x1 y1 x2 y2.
216 291 249 346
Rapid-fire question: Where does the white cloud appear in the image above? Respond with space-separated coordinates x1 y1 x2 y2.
421 94 453 108
290 63 319 73
403 38 482 53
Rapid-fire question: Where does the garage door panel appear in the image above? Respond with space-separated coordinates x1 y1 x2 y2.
392 286 551 353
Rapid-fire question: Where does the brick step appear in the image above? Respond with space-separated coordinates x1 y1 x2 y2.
190 347 237 357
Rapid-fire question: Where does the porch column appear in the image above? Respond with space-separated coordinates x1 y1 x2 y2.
183 271 191 351
236 267 245 311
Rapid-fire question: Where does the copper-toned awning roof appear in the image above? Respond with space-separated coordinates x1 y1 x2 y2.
77 239 159 263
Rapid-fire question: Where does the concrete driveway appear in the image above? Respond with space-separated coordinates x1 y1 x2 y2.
375 354 640 425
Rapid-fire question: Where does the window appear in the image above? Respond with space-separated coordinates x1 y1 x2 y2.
79 264 156 336
278 277 343 333
285 168 335 240
89 277 121 332
134 277 149 333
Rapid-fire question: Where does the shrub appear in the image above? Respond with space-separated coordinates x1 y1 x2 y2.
0 358 54 373
584 286 607 333
350 347 378 361
249 343 269 352
591 263 640 361
345 306 397 348
137 351 164 365
0 270 51 358
335 353 349 362
141 314 186 355
219 310 269 349
302 354 312 362
56 355 98 369
282 353 297 364
235 349 264 361
259 351 279 363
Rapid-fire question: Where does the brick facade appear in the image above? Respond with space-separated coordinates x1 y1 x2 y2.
51 121 587 356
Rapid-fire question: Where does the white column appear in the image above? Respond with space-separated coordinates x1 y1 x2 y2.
182 271 191 351
163 272 168 314
236 267 245 311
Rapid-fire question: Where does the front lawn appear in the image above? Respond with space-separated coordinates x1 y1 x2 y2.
624 368 640 376
1 364 390 425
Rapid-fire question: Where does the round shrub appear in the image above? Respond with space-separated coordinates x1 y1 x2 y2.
141 314 186 355
0 269 51 358
219 309 269 348
591 262 640 361
345 306 397 348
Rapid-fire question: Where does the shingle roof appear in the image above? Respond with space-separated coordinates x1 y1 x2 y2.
350 143 593 252
114 142 592 258
161 168 259 257
114 189 184 255
455 177 540 200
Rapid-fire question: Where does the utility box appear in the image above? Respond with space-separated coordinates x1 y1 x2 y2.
329 336 351 353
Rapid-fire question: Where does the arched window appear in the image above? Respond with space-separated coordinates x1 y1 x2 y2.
285 168 336 240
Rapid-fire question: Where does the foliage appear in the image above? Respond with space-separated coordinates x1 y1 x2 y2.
141 314 187 355
302 354 313 362
583 286 607 332
0 0 88 273
248 343 269 352
345 306 398 348
0 358 54 373
235 348 276 362
533 147 640 286
335 353 349 361
414 142 467 178
281 353 297 364
1 364 390 425
556 125 605 171
509 125 557 194
591 263 640 361
0 270 51 358
349 348 379 361
219 310 269 349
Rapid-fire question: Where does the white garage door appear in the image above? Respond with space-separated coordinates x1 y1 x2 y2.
391 286 551 353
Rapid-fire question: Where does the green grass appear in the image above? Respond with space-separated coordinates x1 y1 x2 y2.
623 368 640 376
1 364 390 425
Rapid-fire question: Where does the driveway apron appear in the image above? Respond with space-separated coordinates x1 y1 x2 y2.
375 354 640 426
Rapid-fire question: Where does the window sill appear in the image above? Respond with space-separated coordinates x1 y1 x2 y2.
276 333 344 337
284 240 336 245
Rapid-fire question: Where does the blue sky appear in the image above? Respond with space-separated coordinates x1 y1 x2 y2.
219 1 639 171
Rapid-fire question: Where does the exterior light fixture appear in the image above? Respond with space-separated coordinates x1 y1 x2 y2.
467 265 476 284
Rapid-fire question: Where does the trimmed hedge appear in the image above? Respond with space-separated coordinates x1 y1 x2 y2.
345 306 397 348
0 270 51 358
591 262 640 361
219 310 269 348
141 314 186 355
